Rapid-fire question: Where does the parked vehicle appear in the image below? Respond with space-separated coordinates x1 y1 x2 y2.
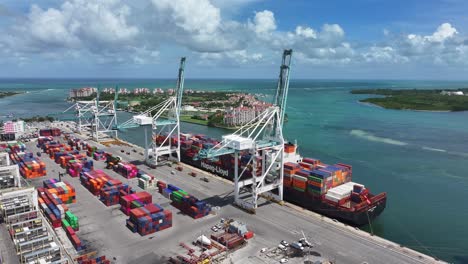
290 242 304 251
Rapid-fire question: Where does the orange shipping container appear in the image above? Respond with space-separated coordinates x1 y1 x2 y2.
308 181 323 188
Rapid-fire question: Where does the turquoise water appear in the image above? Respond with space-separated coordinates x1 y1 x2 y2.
1 79 468 263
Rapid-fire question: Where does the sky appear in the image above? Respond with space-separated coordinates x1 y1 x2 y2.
0 0 468 79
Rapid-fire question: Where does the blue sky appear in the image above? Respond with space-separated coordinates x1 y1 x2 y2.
0 0 467 79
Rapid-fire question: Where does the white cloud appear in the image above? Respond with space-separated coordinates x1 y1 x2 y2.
1 0 468 72
426 23 457 43
147 0 245 52
18 0 138 50
320 24 345 44
295 26 316 39
199 49 263 66
362 46 408 63
250 10 276 34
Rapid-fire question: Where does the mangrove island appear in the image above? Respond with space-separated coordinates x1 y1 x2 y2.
352 88 468 111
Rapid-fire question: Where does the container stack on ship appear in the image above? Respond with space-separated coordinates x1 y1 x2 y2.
281 142 386 225
156 132 387 226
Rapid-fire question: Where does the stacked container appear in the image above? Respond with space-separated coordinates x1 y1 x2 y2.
64 223 83 251
157 180 167 194
114 162 138 179
120 192 152 215
164 184 212 219
324 182 357 205
67 137 82 150
307 169 333 196
62 211 79 231
39 128 61 137
37 136 54 148
211 232 245 249
47 144 73 159
93 150 106 161
126 203 172 236
43 178 76 204
86 145 97 157
37 187 69 228
80 170 114 196
137 171 157 190
67 159 93 177
100 182 133 206
77 256 110 264
14 153 47 179
58 153 86 168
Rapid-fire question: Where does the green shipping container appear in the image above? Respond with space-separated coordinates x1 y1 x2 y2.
62 219 70 227
308 176 323 183
294 186 306 192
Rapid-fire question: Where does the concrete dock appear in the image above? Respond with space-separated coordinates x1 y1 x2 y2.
16 127 445 264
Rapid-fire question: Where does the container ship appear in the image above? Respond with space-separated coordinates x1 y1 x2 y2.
155 133 387 226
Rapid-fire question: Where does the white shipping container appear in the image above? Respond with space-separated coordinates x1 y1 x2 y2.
326 182 356 199
324 193 342 203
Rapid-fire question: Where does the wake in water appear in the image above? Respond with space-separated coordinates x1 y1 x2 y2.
350 129 408 146
350 130 468 158
421 146 447 153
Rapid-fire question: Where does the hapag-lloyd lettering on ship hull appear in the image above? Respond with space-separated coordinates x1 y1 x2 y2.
200 161 229 177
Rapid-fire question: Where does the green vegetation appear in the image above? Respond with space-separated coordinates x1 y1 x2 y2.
16 116 55 122
0 91 22 98
352 88 468 111
180 115 209 126
69 91 243 111
207 112 224 127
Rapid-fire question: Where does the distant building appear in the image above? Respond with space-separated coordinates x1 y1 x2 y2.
153 88 164 94
133 88 150 95
69 87 96 98
441 90 464 96
3 120 25 135
119 88 130 95
223 105 256 127
102 87 115 94
167 89 174 95
182 105 198 112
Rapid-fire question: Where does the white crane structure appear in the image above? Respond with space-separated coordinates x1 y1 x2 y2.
59 86 118 142
61 101 95 133
116 57 186 166
91 86 118 142
195 50 293 212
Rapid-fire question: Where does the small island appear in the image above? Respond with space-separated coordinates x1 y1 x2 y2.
0 91 22 99
352 88 468 111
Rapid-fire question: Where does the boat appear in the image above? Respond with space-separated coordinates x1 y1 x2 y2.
157 133 386 226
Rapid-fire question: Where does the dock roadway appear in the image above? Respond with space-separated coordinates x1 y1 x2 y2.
24 133 444 264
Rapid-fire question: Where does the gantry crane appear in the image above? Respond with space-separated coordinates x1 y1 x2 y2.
195 49 292 212
92 85 118 142
53 86 118 142
116 57 186 166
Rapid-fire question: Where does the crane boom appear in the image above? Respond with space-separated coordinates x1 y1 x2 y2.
274 49 292 127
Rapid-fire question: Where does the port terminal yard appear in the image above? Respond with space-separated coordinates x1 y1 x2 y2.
0 121 446 264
